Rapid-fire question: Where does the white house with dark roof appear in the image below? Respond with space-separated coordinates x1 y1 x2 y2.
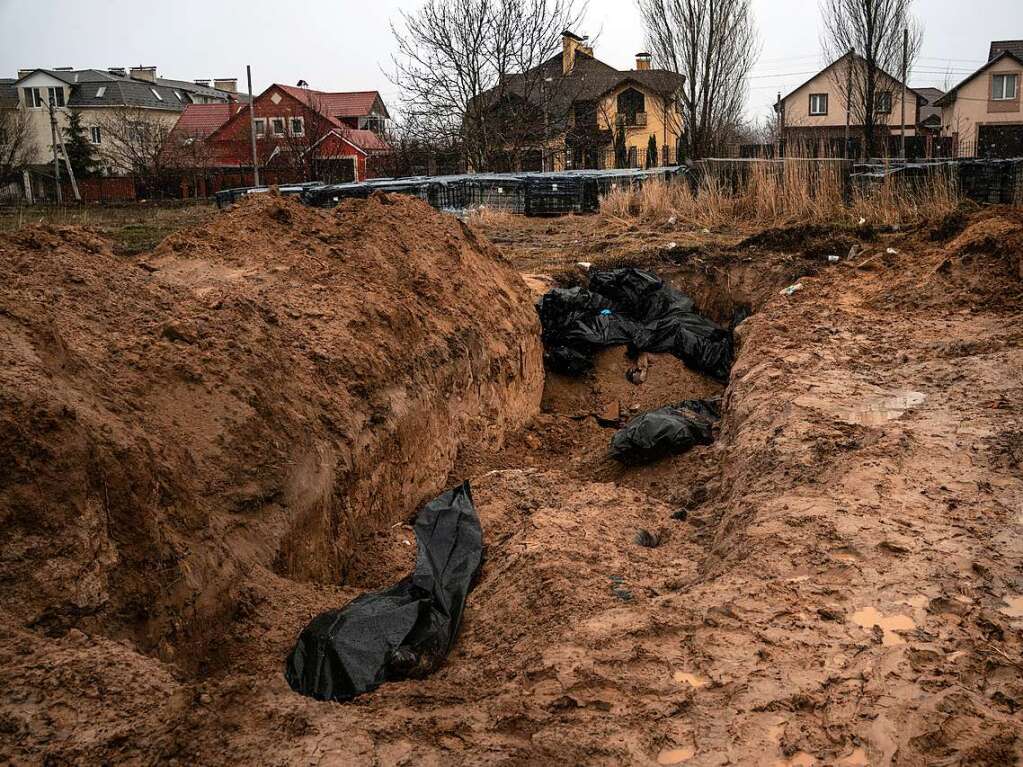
1 66 241 174
935 41 1023 157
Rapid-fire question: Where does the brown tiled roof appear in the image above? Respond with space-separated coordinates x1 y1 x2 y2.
913 86 944 124
475 51 685 127
989 41 1023 61
934 50 1023 106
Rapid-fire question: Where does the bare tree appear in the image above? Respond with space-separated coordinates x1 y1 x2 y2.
96 108 179 196
0 107 36 180
822 0 921 157
637 0 759 159
391 0 585 170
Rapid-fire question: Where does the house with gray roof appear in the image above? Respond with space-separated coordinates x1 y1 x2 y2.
2 65 242 175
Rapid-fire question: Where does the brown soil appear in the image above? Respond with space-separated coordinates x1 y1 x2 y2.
2 201 1023 766
0 191 541 683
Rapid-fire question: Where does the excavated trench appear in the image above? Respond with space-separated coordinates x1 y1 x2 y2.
5 205 1023 765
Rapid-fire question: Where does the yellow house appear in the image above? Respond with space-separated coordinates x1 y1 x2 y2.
472 31 685 171
935 42 1023 157
775 51 920 156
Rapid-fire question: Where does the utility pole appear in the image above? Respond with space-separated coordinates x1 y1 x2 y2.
900 27 908 160
776 92 782 158
845 48 853 159
47 95 63 204
247 65 260 186
541 76 552 172
52 102 81 202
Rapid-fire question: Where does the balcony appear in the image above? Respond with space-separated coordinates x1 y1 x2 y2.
618 111 648 128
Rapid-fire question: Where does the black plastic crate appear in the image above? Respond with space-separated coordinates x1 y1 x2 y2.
465 176 525 213
523 175 584 216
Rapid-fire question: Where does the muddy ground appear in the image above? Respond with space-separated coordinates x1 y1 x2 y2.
1 199 1022 766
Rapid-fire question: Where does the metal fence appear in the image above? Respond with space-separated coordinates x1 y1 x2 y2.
220 165 690 216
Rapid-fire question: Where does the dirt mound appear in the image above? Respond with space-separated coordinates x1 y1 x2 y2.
948 213 1023 277
0 193 542 671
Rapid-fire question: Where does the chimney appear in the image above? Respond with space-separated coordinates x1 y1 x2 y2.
53 66 73 71
194 79 211 88
562 30 593 74
213 78 237 93
108 67 126 77
17 69 36 79
635 52 652 71
130 66 157 82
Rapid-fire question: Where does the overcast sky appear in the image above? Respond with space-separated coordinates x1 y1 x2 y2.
1 0 1020 123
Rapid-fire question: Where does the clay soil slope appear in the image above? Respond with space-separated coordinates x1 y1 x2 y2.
0 192 542 736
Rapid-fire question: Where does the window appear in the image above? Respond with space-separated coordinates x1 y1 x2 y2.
876 91 892 114
992 73 1018 101
271 117 286 136
358 114 384 133
150 87 163 101
616 88 646 126
48 87 65 107
25 88 42 107
96 86 106 98
809 93 828 115
89 126 102 144
254 118 267 138
289 116 305 136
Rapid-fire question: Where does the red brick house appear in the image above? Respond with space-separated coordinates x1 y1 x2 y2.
166 83 391 191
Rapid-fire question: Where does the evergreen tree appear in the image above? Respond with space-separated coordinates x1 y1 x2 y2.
646 134 657 168
63 109 97 179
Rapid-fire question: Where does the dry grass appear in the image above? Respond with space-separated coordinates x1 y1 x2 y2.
466 205 517 227
0 201 215 254
600 160 961 230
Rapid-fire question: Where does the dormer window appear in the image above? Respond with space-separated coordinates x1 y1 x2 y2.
150 87 163 101
96 86 106 98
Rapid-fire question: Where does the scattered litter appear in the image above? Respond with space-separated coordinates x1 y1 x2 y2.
537 268 734 381
886 247 899 255
701 228 710 234
610 399 720 465
848 244 860 260
858 217 866 225
666 241 678 250
577 261 592 269
284 481 483 702
780 283 803 296
827 255 840 263
668 215 677 225
626 352 650 385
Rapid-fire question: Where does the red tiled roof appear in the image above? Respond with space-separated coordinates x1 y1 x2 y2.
276 85 384 118
172 102 243 138
345 128 390 152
